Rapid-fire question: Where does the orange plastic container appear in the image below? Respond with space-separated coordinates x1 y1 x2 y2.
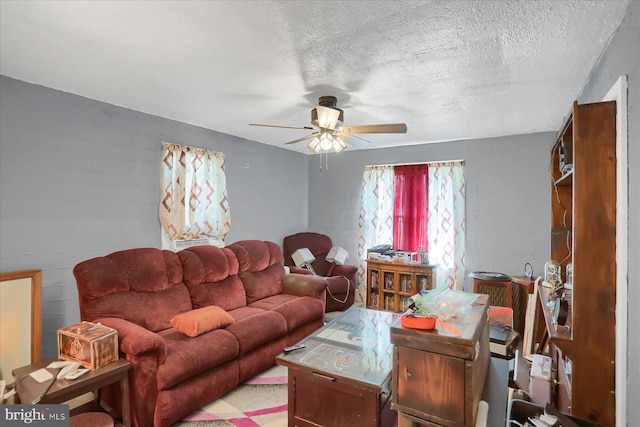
401 314 437 330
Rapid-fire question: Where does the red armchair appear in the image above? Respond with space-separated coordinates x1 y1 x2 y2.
283 232 356 312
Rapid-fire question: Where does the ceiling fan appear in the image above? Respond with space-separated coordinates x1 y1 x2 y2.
249 96 407 152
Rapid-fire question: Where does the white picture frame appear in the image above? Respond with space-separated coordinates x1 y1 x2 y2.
0 270 42 381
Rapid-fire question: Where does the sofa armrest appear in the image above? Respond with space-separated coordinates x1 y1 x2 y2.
282 273 327 300
332 264 357 278
98 317 168 363
98 318 166 427
288 266 313 275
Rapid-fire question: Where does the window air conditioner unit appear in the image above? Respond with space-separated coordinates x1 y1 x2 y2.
169 237 218 252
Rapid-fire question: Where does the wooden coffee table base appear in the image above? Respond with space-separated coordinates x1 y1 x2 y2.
277 307 399 427
286 366 395 427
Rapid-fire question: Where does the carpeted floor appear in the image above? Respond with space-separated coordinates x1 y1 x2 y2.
172 365 289 427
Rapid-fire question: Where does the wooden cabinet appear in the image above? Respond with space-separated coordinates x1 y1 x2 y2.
390 294 490 427
534 100 616 426
366 260 437 312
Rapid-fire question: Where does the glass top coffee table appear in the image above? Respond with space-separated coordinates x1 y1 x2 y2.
276 306 400 427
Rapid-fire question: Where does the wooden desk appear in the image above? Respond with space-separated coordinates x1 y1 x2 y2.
13 357 131 427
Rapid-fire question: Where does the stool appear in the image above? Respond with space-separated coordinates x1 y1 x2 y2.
70 412 114 427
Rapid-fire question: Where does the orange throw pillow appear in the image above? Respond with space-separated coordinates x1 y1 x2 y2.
170 305 235 337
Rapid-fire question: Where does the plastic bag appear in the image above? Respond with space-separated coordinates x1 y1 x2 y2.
411 287 478 320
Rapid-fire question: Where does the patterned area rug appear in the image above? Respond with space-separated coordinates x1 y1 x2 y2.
172 365 288 427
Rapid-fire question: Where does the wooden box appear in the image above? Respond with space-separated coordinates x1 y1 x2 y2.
57 321 118 370
390 294 490 427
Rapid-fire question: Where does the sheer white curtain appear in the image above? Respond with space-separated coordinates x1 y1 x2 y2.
159 142 231 242
356 165 395 303
428 161 466 289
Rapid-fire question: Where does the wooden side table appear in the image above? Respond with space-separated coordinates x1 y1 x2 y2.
12 357 131 427
390 295 490 427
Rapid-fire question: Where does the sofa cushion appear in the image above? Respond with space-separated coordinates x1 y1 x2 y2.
180 245 239 282
170 305 235 337
227 306 267 322
156 327 240 390
184 275 246 312
229 240 283 272
227 240 286 304
249 295 325 332
225 310 287 354
74 248 189 329
83 284 192 332
238 264 286 305
179 246 246 311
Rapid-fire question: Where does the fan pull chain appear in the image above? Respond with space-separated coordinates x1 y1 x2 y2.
320 152 328 171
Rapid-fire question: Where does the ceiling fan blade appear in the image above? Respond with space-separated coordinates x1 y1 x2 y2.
340 123 407 134
335 132 371 148
284 132 319 145
315 106 341 130
249 123 314 130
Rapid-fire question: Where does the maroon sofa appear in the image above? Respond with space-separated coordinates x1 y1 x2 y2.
283 232 357 312
73 240 327 427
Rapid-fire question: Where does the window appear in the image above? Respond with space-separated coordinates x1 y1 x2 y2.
393 164 429 253
357 161 465 295
159 142 231 246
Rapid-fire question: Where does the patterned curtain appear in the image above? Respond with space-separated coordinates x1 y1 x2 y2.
356 165 395 303
159 142 231 241
428 161 466 289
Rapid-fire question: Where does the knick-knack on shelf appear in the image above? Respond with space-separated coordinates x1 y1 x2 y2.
419 246 429 264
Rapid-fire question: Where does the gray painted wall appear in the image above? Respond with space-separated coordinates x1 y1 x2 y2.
0 75 309 358
575 1 639 423
306 134 553 293
0 1 636 419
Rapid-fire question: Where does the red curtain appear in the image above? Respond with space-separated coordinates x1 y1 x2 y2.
393 164 428 253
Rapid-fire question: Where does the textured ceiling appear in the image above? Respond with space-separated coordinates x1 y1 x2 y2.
0 0 630 153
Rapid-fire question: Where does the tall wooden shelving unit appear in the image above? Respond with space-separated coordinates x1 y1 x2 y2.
536 100 616 426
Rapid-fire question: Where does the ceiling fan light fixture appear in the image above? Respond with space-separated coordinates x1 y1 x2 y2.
333 136 347 152
319 132 333 151
311 107 344 129
308 137 321 153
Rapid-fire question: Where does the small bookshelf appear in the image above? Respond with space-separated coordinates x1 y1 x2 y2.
366 260 438 313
